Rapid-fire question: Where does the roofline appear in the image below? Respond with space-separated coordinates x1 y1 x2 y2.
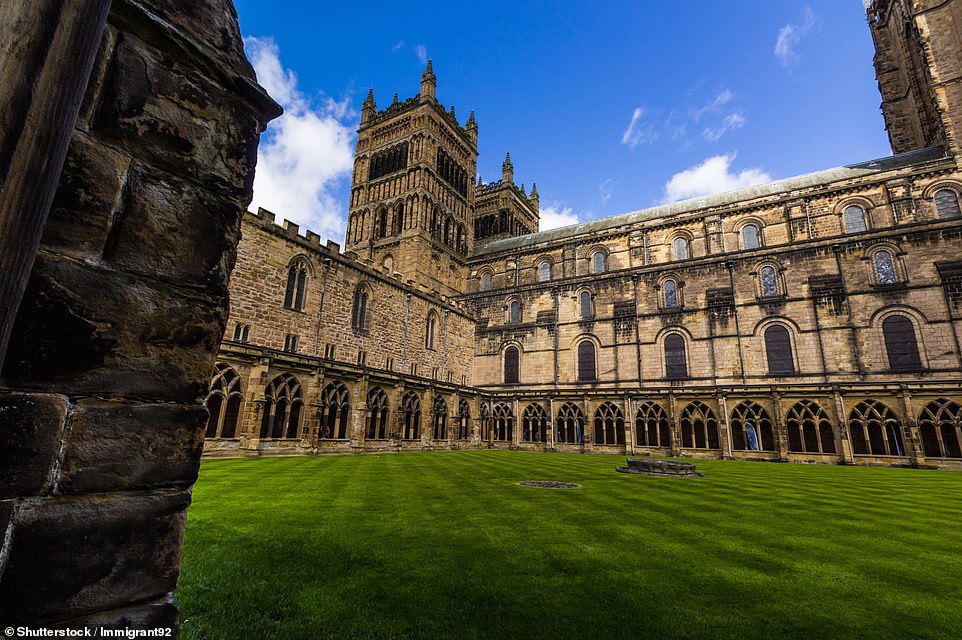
471 146 950 257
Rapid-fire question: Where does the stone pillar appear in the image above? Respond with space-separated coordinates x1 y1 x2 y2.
900 386 923 465
423 387 435 448
0 0 280 629
771 390 788 462
668 392 680 456
718 393 733 459
833 389 855 463
351 376 370 447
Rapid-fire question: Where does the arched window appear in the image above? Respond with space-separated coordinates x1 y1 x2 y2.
366 387 389 440
504 346 520 384
873 250 897 285
556 402 585 444
284 261 308 311
319 381 351 439
672 237 690 261
493 402 513 441
849 400 904 456
764 325 794 375
259 373 303 439
593 402 626 445
663 279 679 308
785 400 836 454
577 341 597 382
374 208 388 239
539 261 552 282
457 399 471 439
843 205 868 233
393 204 405 235
730 401 775 451
664 334 688 379
509 300 521 323
425 313 437 350
592 251 606 274
580 291 592 319
935 188 961 219
742 224 760 250
204 364 243 438
882 315 921 371
479 402 491 441
760 266 778 297
401 392 421 440
382 255 394 272
680 401 719 449
522 404 548 443
481 271 492 292
351 288 369 331
432 396 448 440
917 399 962 459
634 402 670 448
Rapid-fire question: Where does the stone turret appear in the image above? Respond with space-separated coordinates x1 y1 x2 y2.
466 110 478 145
420 59 437 100
529 182 539 210
502 152 514 184
361 89 376 125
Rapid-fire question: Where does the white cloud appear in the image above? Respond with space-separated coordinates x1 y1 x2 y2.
662 153 771 203
621 107 657 148
775 7 817 66
539 202 580 231
598 178 614 206
414 44 428 65
693 89 733 122
703 112 747 142
245 36 356 241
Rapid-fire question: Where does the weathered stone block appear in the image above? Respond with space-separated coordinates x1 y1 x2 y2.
94 33 262 195
0 392 68 499
58 400 207 494
104 161 242 292
2 255 225 402
42 131 131 259
0 491 191 625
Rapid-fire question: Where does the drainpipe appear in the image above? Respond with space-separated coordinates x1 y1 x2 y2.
832 244 864 379
312 258 331 357
552 287 560 386
402 292 411 370
632 274 643 385
440 309 449 381
726 261 747 384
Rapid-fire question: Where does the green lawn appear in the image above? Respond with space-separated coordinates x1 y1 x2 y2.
177 451 962 639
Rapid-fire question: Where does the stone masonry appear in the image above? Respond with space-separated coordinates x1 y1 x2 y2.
0 0 279 628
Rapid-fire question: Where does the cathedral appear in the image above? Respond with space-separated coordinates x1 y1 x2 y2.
203 0 962 469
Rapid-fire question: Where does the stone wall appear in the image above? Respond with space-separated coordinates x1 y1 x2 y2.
0 0 278 628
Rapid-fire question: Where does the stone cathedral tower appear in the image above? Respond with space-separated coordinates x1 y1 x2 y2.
345 61 479 296
868 0 962 158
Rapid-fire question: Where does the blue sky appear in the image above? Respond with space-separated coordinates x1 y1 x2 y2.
234 1 891 241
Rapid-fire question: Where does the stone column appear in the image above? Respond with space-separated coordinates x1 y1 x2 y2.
0 0 279 629
771 389 788 462
718 393 733 459
668 392 680 456
833 389 855 463
900 385 923 465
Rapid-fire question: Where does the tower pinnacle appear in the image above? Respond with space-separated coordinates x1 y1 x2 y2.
420 59 437 99
502 152 514 184
361 88 376 125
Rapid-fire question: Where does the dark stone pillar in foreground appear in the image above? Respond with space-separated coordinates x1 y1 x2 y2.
0 0 280 628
